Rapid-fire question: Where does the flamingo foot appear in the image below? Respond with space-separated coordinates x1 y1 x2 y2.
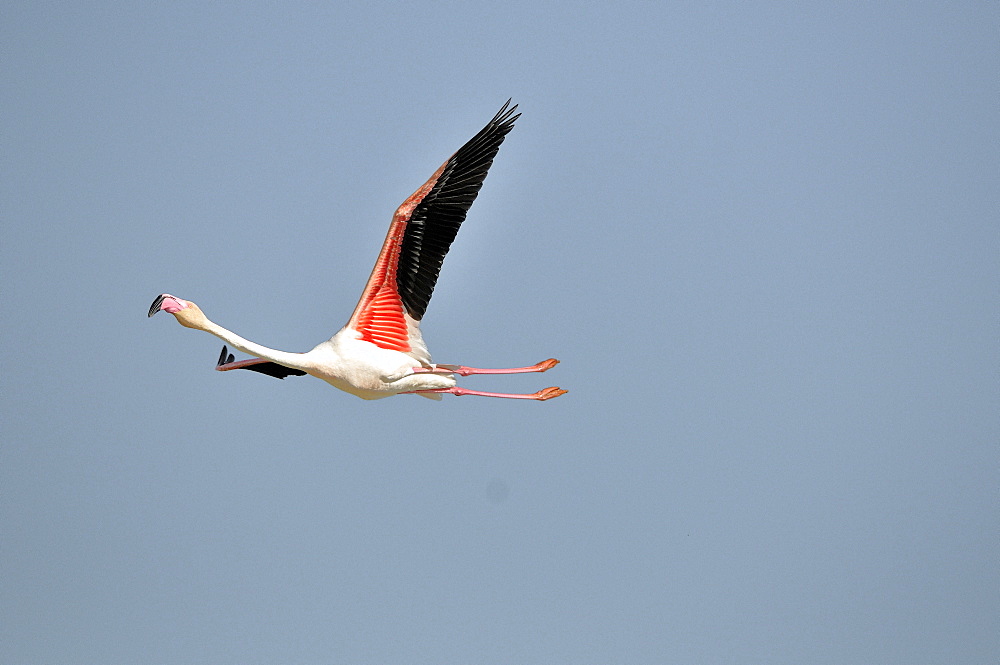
404 385 567 400
413 358 560 376
533 386 568 400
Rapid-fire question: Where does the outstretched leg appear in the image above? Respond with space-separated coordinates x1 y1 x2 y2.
411 358 559 377
403 385 567 400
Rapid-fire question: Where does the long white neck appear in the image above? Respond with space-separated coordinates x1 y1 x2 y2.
201 319 311 371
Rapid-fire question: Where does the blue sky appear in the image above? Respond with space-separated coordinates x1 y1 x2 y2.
2 2 997 662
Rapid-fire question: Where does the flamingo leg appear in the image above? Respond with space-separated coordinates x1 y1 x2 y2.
412 358 559 377
403 386 567 400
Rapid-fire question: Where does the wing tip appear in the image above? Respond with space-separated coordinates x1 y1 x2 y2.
216 345 236 369
495 98 520 125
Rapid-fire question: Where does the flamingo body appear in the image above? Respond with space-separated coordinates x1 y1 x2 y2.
149 101 565 401
303 328 454 400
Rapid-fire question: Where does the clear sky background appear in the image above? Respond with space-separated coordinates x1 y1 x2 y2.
2 2 997 663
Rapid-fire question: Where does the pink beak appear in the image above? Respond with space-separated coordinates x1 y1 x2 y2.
147 294 187 317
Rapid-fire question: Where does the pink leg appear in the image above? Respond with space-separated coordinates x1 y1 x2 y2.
411 358 560 377
402 385 568 400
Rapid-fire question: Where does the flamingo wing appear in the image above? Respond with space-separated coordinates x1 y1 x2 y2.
346 100 520 353
215 345 307 379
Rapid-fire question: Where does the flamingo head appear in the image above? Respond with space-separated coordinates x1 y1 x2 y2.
148 293 208 330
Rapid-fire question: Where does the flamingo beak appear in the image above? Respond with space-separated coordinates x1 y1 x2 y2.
147 293 188 317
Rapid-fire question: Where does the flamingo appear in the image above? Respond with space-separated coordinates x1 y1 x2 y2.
148 100 565 401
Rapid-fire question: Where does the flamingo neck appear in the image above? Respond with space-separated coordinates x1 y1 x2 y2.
200 319 310 370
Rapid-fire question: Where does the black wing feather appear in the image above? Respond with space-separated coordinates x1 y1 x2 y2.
242 363 308 379
396 100 520 320
215 345 307 380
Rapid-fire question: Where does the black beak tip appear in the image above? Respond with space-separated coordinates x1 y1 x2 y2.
147 294 166 318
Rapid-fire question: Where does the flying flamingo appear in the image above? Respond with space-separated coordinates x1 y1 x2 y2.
148 100 565 401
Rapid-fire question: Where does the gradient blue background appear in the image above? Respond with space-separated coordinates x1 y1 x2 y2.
3 2 997 662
